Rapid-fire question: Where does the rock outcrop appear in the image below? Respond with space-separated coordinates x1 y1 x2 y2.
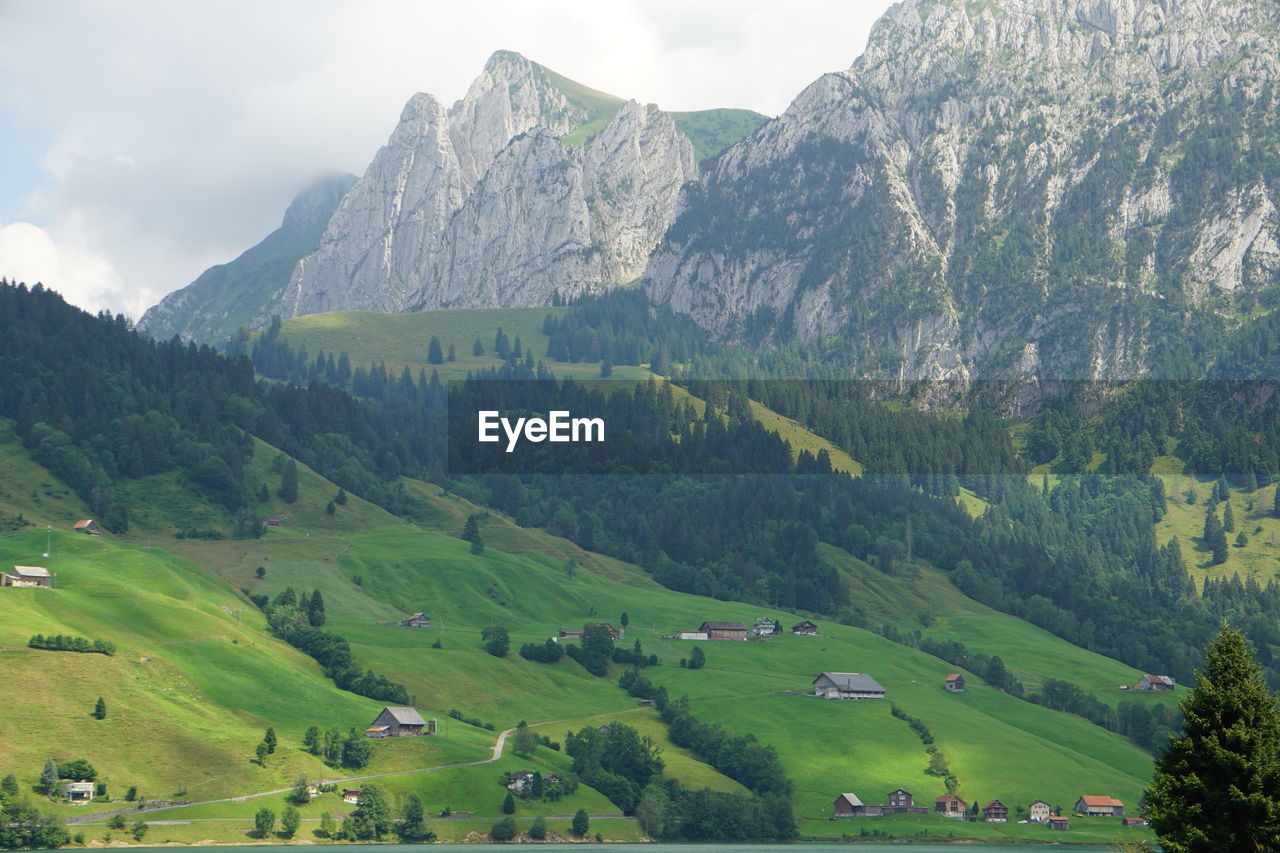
645 0 1280 379
267 51 696 319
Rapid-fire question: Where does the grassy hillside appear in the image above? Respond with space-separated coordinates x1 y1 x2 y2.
266 307 648 382
0 390 1170 846
670 108 769 161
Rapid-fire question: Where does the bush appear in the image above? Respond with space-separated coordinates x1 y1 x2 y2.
490 817 517 841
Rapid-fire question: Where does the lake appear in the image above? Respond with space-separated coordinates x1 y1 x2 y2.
37 840 1121 845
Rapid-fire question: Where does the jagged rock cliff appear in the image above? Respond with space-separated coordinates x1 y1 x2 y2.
645 0 1280 379
138 173 356 343
267 51 697 319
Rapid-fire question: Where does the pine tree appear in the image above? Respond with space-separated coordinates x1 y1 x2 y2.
1204 507 1228 565
303 725 322 755
278 459 298 503
264 727 277 754
473 338 485 357
92 697 106 720
1274 485 1280 520
1224 501 1236 533
494 328 510 359
335 488 347 505
447 343 456 362
398 792 435 841
39 758 58 794
502 791 515 814
461 515 480 542
512 336 523 359
470 534 485 555
1147 625 1280 851
572 809 590 837
427 337 443 365
308 589 326 626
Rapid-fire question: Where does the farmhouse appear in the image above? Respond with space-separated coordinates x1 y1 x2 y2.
401 612 431 628
751 616 777 637
72 519 101 535
983 799 1008 823
3 566 52 588
699 621 748 641
945 674 965 692
1134 674 1176 691
1076 795 1125 817
935 794 967 817
791 620 819 635
833 793 865 817
882 789 928 815
813 672 885 700
1028 800 1051 822
1048 816 1070 830
62 782 94 802
507 770 536 794
342 788 362 804
366 706 430 737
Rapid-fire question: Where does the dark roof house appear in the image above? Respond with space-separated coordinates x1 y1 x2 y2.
813 672 886 699
791 620 820 635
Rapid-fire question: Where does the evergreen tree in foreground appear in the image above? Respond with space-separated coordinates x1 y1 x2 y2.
1146 624 1280 852
92 697 106 720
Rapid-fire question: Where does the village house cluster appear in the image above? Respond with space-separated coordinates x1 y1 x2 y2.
832 790 1138 831
666 617 823 641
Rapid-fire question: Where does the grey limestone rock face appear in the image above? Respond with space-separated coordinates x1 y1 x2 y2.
268 51 695 319
644 0 1280 380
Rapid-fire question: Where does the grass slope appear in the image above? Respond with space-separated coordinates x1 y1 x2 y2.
670 108 769 161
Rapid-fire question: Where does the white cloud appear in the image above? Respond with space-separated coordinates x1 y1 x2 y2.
0 222 149 316
0 1 896 318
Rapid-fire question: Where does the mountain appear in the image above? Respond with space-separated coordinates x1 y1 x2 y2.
265 51 741 320
645 0 1280 380
139 53 765 341
137 174 356 343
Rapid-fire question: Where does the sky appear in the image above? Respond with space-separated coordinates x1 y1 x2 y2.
0 0 897 319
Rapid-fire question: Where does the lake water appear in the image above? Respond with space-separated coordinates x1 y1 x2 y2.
40 846 1111 853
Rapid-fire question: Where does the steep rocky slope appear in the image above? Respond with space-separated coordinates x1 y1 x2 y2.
138 174 355 343
645 0 1280 380
268 51 698 318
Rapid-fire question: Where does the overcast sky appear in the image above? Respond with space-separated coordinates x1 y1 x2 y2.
0 0 896 319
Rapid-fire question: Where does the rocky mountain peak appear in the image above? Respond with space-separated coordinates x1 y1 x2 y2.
281 173 361 231
645 0 1280 380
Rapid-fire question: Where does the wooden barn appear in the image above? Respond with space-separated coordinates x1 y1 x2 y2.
401 612 431 628
699 621 748 641
791 620 820 636
945 673 965 692
73 519 102 535
1134 674 1176 691
366 706 430 737
833 793 865 817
